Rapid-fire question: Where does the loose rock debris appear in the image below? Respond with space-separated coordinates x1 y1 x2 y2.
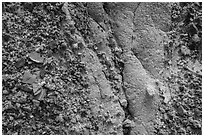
2 2 202 135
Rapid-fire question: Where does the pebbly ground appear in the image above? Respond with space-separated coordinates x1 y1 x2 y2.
2 2 202 135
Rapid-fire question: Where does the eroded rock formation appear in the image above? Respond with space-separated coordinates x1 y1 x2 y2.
2 2 201 135
60 2 171 134
62 2 170 134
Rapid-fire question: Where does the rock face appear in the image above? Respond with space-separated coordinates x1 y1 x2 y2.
82 49 125 134
63 3 125 134
63 2 171 134
3 2 202 135
102 2 171 134
132 3 171 80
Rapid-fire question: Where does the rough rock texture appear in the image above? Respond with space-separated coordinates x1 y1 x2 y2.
132 3 171 80
101 2 171 134
2 2 172 135
65 2 171 134
63 3 125 134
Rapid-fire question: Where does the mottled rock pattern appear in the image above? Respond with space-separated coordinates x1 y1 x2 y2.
94 2 171 134
63 2 171 134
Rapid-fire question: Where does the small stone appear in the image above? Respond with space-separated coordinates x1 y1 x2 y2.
30 115 34 118
33 99 40 106
109 130 117 135
76 115 81 121
22 71 36 84
3 34 10 42
72 43 78 48
29 52 44 63
23 106 31 112
12 132 18 135
113 95 119 103
63 115 70 121
114 74 122 81
56 114 64 122
77 52 83 55
19 85 33 93
24 17 31 24
2 90 9 95
177 105 186 115
6 101 13 109
15 58 25 68
146 84 156 96
114 46 122 53
106 118 113 124
192 34 200 42
16 103 21 108
115 111 122 117
73 108 77 113
180 45 191 55
120 99 128 108
32 83 42 95
44 83 56 90
110 118 117 124
123 119 134 127
40 69 46 78
78 42 84 49
71 118 76 123
163 113 168 120
99 104 104 109
110 66 114 71
35 88 46 100
83 129 89 135
69 21 75 26
98 115 104 121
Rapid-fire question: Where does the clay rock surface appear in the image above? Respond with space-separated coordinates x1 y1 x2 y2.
2 2 201 135
98 2 171 134
61 2 171 134
62 3 125 134
132 3 171 80
82 49 125 134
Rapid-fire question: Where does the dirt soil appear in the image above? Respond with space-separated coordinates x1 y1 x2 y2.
2 2 202 135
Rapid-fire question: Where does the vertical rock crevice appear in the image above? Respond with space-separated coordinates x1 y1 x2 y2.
64 2 171 135
102 2 171 135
